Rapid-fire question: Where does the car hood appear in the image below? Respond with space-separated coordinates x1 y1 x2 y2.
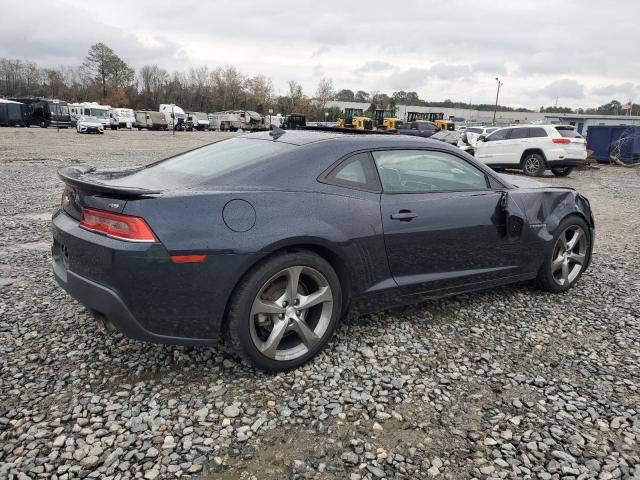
500 174 547 189
79 120 103 127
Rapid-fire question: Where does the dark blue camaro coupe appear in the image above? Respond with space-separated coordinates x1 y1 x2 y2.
52 130 594 371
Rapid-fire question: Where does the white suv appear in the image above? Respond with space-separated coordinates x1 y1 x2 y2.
474 125 587 176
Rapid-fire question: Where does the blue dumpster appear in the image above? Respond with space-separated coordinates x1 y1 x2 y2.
586 125 640 164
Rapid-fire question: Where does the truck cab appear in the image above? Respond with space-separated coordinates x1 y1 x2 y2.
159 104 186 131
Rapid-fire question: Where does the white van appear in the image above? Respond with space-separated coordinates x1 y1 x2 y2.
69 102 111 128
159 104 186 131
110 108 135 130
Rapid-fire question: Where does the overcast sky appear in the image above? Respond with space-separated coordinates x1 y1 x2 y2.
2 0 638 109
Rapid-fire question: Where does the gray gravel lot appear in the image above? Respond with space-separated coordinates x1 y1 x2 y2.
1 128 639 479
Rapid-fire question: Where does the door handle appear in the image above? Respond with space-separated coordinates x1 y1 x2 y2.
390 210 418 221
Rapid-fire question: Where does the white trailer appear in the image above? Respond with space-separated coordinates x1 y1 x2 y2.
207 110 265 132
110 108 135 130
159 104 186 130
69 102 112 127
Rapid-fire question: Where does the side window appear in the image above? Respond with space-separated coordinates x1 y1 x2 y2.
486 128 510 141
509 128 530 139
324 152 380 191
372 150 488 193
529 127 548 137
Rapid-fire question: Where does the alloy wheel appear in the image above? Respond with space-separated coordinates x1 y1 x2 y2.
524 156 541 175
249 266 334 361
551 225 588 286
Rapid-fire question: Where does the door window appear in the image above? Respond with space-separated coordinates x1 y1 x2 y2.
509 128 530 139
528 127 548 137
372 150 488 193
485 128 511 141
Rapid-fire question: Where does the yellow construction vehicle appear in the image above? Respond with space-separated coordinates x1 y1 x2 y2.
351 116 375 130
374 109 403 131
336 108 364 128
406 111 455 131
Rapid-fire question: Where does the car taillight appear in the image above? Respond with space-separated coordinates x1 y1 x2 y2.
552 138 571 144
80 208 157 242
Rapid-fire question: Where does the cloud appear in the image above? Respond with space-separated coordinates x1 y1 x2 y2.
592 83 636 97
1 0 639 108
312 64 325 77
539 79 584 99
354 61 395 74
311 46 331 58
385 62 507 90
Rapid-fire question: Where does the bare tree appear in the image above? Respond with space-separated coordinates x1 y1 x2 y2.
315 78 334 111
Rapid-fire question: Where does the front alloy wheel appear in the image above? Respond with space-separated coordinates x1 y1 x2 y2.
536 216 590 292
523 153 545 176
226 251 342 371
550 225 588 287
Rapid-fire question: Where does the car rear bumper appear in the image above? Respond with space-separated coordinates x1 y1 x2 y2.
51 210 231 346
546 158 587 168
52 263 215 346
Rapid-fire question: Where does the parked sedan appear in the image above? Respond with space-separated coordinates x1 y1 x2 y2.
430 130 461 146
76 115 104 134
52 131 594 371
396 120 439 138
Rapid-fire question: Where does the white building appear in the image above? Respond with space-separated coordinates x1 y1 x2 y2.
325 101 546 126
542 114 640 135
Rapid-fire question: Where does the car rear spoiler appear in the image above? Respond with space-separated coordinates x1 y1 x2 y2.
57 165 162 196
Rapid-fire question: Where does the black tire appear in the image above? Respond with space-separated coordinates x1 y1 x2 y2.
536 215 591 293
40 121 47 128
551 166 573 177
225 251 342 371
522 153 546 176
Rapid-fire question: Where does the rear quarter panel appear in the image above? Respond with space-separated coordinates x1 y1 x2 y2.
122 186 390 334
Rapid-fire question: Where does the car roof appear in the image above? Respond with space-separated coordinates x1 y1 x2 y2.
243 130 441 148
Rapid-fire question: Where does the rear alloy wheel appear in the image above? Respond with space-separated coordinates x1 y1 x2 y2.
522 153 546 176
226 252 341 371
536 216 590 293
551 166 573 177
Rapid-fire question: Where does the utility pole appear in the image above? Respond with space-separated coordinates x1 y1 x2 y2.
492 77 503 126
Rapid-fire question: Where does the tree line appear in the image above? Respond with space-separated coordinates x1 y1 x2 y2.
0 43 637 120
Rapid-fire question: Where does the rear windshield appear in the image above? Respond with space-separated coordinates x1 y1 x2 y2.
125 138 294 185
556 127 582 138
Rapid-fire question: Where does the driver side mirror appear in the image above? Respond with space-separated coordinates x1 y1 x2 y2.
478 135 486 142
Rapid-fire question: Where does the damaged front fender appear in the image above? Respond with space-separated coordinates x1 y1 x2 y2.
512 187 595 243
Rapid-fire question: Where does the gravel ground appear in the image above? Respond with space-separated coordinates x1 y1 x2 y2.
1 128 639 480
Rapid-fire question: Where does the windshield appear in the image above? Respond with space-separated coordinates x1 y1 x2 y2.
79 116 98 122
195 112 208 120
48 102 69 116
91 109 110 119
120 138 295 187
